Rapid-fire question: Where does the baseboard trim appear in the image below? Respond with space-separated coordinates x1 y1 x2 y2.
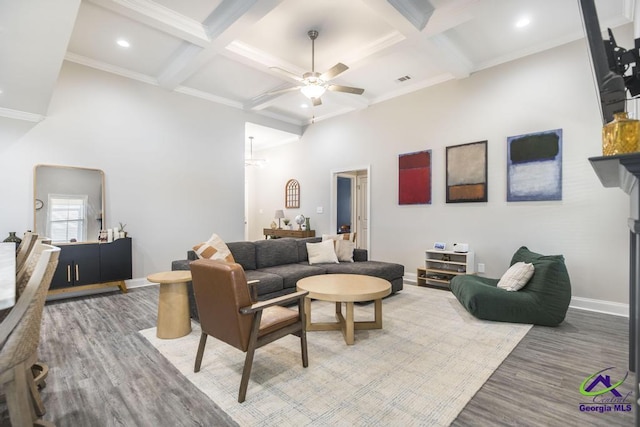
569 297 629 318
46 277 156 301
403 275 629 318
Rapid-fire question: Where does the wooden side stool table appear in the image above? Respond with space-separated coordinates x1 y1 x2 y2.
147 270 192 339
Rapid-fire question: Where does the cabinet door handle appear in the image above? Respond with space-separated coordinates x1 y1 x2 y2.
75 264 79 281
67 265 71 283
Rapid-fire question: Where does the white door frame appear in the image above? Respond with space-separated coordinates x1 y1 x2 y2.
330 165 371 253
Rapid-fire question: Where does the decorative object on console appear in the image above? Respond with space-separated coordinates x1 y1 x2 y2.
507 129 562 202
453 243 468 253
285 179 300 208
294 214 306 230
433 242 446 250
193 233 235 263
118 222 127 238
283 218 291 229
602 112 640 155
446 141 487 203
3 232 22 244
399 149 431 205
305 217 310 231
274 210 285 229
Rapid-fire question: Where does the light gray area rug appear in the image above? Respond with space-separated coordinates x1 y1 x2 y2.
140 284 532 426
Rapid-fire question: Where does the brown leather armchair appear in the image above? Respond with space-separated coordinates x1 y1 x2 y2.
189 258 309 403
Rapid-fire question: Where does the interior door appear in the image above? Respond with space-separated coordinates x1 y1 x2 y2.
356 174 368 249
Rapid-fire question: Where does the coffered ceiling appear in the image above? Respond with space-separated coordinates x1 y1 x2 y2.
0 0 633 146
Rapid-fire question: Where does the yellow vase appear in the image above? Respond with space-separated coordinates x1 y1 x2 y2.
602 112 640 156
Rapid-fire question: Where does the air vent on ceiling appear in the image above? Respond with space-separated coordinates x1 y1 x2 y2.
396 75 412 83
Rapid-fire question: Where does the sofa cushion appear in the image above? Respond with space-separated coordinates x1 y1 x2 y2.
296 237 322 262
497 262 534 291
255 238 299 268
192 233 235 262
322 261 404 282
257 264 327 289
244 270 284 296
335 240 355 262
227 241 257 271
307 240 339 265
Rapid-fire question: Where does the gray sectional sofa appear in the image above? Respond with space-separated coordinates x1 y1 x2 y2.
171 237 404 321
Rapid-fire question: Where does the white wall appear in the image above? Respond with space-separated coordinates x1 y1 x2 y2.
248 28 632 306
0 28 632 308
0 62 258 278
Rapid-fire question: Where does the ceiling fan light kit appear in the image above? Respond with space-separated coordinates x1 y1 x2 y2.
264 29 364 108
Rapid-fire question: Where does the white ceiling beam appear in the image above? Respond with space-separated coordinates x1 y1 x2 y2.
387 0 435 31
87 0 210 47
157 0 284 90
360 0 423 37
422 0 478 37
362 0 475 80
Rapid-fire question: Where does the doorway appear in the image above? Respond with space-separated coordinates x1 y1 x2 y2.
331 166 370 251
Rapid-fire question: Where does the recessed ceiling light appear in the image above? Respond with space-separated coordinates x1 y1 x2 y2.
116 39 130 48
301 104 309 109
515 17 531 28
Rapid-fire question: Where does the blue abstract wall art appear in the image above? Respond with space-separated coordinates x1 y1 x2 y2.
507 129 562 201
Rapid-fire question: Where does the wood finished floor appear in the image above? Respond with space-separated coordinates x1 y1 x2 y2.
0 285 634 426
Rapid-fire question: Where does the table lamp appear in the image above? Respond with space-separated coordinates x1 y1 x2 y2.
274 210 285 229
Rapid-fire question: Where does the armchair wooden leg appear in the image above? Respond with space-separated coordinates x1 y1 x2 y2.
239 312 262 403
194 333 208 373
299 298 309 368
300 328 308 368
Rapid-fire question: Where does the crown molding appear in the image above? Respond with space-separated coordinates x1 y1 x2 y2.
87 0 210 47
0 107 45 123
65 52 159 85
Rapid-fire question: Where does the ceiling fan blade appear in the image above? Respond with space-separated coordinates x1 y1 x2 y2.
269 66 303 82
312 97 322 106
320 63 348 80
266 86 301 96
328 84 365 95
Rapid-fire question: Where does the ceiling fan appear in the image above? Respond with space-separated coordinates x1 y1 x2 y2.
268 30 365 106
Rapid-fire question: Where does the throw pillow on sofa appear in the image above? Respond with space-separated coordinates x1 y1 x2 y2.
497 261 534 291
335 239 355 262
307 240 339 265
193 233 235 263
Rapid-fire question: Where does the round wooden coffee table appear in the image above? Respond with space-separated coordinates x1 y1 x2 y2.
296 274 391 345
147 270 192 339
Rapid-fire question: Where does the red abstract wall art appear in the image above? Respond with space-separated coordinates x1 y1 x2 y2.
399 150 431 205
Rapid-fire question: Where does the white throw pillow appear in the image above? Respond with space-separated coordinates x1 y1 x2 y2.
497 262 535 291
335 239 355 263
306 240 339 265
193 233 235 263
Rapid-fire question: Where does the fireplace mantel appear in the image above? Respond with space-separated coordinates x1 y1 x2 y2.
590 152 640 426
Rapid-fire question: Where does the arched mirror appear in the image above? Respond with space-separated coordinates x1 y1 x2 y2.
34 164 105 243
285 179 300 209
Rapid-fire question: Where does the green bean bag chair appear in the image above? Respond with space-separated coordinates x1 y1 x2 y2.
450 246 571 326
